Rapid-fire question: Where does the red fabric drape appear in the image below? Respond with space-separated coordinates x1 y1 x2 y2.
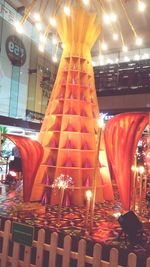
5 134 43 202
104 113 149 210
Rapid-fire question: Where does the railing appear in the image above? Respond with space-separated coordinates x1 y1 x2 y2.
94 59 150 96
0 220 150 267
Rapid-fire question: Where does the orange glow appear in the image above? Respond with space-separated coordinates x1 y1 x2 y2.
30 8 114 206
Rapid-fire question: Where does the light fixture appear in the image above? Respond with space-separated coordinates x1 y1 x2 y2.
39 44 44 52
142 53 149 59
98 117 105 129
107 58 113 64
113 33 119 40
82 0 90 5
99 54 104 60
101 42 108 51
40 34 47 43
61 43 65 49
92 61 96 66
52 55 58 62
14 21 23 34
35 22 42 31
103 14 111 24
110 13 117 22
100 61 104 66
124 56 130 62
138 1 146 12
122 45 128 52
49 17 56 27
64 6 71 16
136 37 143 46
134 54 140 61
86 190 92 200
138 165 145 174
33 12 41 21
52 37 58 45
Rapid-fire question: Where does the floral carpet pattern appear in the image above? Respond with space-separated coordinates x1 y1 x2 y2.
0 182 150 266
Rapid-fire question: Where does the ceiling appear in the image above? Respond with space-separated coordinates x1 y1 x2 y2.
5 0 150 60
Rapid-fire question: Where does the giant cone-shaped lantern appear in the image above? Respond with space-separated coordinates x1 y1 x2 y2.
30 8 114 206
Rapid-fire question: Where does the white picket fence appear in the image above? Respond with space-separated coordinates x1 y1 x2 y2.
0 220 149 267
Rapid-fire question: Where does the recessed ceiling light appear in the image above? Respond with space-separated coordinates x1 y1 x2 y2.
52 55 58 62
40 34 46 43
39 45 44 52
82 0 90 5
136 37 143 46
64 6 71 16
101 42 108 51
110 13 117 22
49 17 56 27
122 45 128 52
138 1 146 12
113 33 119 40
103 14 111 24
52 37 57 45
35 22 42 31
33 13 41 21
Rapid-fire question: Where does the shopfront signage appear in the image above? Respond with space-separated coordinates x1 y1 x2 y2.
12 222 34 246
5 35 26 66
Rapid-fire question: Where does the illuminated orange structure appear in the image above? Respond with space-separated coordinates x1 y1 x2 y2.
30 8 114 206
104 112 149 210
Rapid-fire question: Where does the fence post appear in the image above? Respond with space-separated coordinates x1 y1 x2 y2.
23 246 31 267
12 242 20 267
146 257 150 267
1 220 11 267
49 232 58 267
77 239 86 267
127 252 137 267
62 235 72 267
35 228 45 267
109 248 118 267
93 243 102 267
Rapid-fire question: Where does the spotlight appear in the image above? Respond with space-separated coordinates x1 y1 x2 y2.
39 45 44 52
52 37 57 45
113 33 119 41
40 34 46 43
49 17 56 27
110 13 117 22
101 42 108 51
52 55 58 62
64 6 71 16
136 37 143 46
138 1 146 12
122 45 128 52
82 0 90 5
35 22 42 31
118 211 143 243
103 14 111 24
33 12 41 21
124 56 130 62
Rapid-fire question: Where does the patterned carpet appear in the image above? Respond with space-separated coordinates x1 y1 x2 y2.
0 181 150 266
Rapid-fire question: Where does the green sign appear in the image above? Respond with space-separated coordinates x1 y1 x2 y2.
12 222 34 247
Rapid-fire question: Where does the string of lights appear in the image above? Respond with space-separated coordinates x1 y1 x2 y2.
13 0 147 63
